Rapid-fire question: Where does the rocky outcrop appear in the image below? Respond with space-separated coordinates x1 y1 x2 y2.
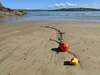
0 2 26 16
0 2 4 8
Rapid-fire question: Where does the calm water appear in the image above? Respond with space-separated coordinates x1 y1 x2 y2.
0 11 100 24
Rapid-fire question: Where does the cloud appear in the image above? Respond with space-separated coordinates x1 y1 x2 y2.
55 3 66 7
48 2 77 8
66 2 77 7
48 2 100 9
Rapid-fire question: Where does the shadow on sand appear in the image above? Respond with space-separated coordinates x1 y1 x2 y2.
64 61 74 66
51 48 74 66
51 47 62 54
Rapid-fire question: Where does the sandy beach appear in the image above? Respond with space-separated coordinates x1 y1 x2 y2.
0 21 100 75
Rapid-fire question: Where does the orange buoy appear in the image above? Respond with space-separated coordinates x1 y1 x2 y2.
59 42 69 52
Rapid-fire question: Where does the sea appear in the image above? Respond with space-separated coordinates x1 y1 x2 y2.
0 11 100 24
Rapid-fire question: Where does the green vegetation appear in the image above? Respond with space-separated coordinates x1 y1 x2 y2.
52 8 100 11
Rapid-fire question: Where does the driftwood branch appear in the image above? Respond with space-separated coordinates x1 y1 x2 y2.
41 26 65 43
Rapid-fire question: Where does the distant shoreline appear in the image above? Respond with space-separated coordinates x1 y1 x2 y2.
15 8 100 12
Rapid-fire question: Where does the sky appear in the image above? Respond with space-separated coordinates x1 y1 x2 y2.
1 0 100 9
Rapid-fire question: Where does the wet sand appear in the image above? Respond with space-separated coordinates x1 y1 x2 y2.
0 21 100 75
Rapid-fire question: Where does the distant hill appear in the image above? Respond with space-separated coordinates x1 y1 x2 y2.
20 8 100 11
52 8 100 11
